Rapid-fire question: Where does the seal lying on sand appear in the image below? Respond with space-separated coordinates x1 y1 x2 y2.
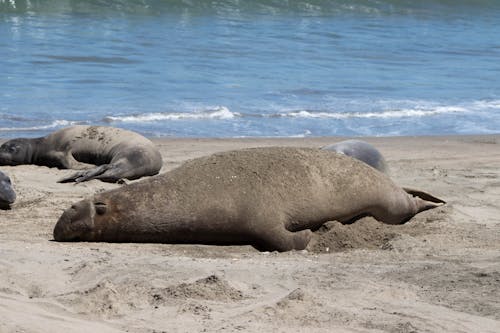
0 126 162 183
0 171 16 208
53 147 444 251
322 139 388 173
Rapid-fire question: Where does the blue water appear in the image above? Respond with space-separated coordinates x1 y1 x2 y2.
1 0 500 138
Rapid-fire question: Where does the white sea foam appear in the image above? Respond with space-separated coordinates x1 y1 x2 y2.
471 100 500 109
104 106 238 122
280 106 467 119
0 120 79 132
289 129 312 138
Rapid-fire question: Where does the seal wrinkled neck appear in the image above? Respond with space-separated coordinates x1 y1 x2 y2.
23 137 44 164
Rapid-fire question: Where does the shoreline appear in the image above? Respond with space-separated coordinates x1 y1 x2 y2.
1 134 499 332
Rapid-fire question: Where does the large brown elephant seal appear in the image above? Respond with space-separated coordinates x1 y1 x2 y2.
0 125 162 183
0 171 15 209
321 139 388 173
53 147 444 251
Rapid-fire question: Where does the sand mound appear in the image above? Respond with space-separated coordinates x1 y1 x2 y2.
152 275 245 304
309 217 398 253
275 288 307 308
56 280 131 318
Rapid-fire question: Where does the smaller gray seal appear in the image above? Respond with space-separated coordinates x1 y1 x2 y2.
0 125 162 183
322 139 388 173
0 171 16 209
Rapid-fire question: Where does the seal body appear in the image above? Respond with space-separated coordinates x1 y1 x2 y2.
53 147 444 251
0 171 15 208
322 140 388 173
0 126 162 183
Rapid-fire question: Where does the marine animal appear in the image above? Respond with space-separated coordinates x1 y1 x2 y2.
0 126 162 183
321 139 388 173
0 171 15 208
53 147 444 251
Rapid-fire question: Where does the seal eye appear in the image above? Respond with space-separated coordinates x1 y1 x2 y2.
7 145 18 153
94 202 107 215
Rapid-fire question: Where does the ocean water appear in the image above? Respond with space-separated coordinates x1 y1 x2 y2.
1 0 500 138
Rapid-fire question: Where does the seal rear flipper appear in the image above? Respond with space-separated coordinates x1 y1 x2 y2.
93 165 134 183
403 187 446 204
402 187 445 220
58 165 110 183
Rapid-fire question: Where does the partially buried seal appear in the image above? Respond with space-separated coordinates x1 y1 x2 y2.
322 139 388 173
0 125 162 183
53 147 444 252
0 170 16 209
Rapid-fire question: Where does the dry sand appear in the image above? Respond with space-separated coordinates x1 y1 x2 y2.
0 135 499 332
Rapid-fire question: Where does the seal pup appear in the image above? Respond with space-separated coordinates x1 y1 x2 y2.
0 171 16 209
0 126 162 183
53 147 444 252
321 139 388 173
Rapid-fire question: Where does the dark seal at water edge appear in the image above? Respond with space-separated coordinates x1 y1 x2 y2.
0 170 16 209
53 147 444 252
0 125 162 183
321 139 388 174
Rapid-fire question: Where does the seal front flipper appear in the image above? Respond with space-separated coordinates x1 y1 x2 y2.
59 151 95 170
58 165 110 183
255 225 312 252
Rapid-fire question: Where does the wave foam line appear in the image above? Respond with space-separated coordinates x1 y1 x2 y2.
0 120 80 132
104 106 238 122
280 106 468 119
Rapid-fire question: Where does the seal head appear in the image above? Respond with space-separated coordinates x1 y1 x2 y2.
0 139 34 166
53 199 102 241
0 171 16 208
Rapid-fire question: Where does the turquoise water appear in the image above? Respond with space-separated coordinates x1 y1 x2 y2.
1 0 500 138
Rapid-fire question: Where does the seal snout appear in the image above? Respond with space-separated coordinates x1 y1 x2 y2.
53 200 95 241
0 152 14 166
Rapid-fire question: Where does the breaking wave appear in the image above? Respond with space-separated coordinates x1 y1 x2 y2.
0 100 498 138
0 120 83 132
278 105 468 119
102 103 476 124
103 106 238 123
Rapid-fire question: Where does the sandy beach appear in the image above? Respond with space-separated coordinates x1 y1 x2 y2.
1 135 499 333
